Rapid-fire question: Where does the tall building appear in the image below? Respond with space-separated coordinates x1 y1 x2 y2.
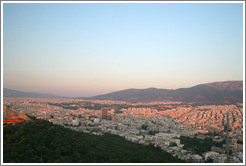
101 108 108 120
3 105 8 112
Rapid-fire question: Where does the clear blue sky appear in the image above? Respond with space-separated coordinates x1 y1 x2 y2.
3 3 244 97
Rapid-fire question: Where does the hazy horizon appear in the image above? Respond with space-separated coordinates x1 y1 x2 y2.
3 3 244 97
3 80 243 98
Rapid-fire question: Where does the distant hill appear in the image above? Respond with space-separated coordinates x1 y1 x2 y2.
3 88 65 98
3 118 184 163
88 81 243 104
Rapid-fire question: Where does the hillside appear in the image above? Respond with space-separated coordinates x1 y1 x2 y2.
3 106 30 121
3 88 64 98
3 118 184 163
88 81 243 104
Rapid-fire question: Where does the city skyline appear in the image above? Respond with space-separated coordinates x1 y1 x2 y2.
2 2 244 97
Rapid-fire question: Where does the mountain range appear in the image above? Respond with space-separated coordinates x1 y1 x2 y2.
88 81 243 104
3 81 243 104
3 88 63 98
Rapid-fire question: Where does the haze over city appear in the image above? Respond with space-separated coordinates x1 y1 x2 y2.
3 3 243 97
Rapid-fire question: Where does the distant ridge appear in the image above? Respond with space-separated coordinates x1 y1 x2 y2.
4 81 243 104
3 88 66 98
87 81 243 104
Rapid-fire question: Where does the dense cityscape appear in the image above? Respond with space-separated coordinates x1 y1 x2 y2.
3 97 243 163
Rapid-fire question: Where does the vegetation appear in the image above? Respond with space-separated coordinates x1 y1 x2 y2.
48 102 180 112
180 136 224 155
237 140 243 145
4 119 185 163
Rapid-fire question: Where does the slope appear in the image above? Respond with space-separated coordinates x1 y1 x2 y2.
3 118 184 163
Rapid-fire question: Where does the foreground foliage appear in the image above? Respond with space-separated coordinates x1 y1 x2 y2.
4 119 185 163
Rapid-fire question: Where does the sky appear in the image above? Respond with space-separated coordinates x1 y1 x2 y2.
3 2 244 97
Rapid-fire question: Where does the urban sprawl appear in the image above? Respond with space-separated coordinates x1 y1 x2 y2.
3 97 244 163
